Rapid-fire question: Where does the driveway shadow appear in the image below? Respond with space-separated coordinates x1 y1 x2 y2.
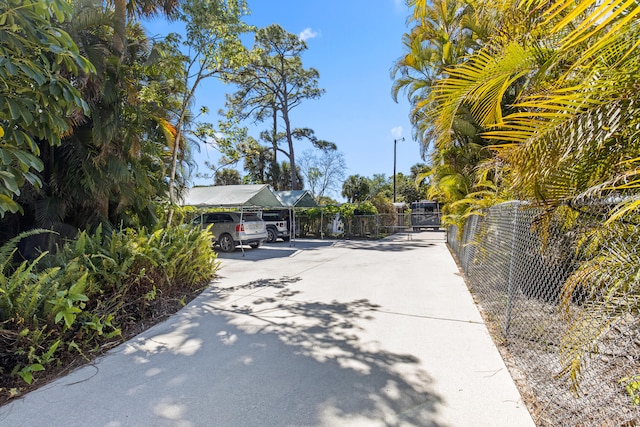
334 240 436 252
215 239 336 261
110 279 446 426
216 236 442 259
205 279 443 425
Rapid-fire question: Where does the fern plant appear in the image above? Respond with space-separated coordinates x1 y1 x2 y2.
1 224 219 389
0 231 60 325
0 231 63 385
141 225 219 292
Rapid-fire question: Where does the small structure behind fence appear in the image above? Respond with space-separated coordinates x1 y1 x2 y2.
448 201 640 426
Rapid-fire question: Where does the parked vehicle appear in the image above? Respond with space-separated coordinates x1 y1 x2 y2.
410 200 441 231
192 212 268 252
259 209 291 243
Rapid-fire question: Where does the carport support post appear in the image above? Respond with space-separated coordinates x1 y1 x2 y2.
289 207 295 247
239 207 245 257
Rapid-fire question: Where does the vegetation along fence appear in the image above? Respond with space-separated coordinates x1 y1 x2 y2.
296 213 414 239
447 200 640 426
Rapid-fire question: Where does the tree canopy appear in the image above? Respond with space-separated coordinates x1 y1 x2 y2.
394 0 640 394
395 0 640 217
0 0 92 217
299 148 346 201
0 0 255 241
165 0 250 217
341 175 370 203
224 24 326 190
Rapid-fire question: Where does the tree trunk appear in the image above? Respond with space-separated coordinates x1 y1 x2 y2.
167 71 202 226
270 104 279 187
113 0 127 57
271 104 278 163
282 109 297 190
166 127 182 226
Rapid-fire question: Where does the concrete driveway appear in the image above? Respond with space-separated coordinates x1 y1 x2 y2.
0 232 535 427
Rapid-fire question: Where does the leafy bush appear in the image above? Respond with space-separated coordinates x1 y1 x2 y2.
158 204 200 227
0 225 218 399
0 246 60 324
0 232 62 385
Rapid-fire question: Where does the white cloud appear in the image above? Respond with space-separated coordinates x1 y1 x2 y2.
391 126 403 139
299 28 319 42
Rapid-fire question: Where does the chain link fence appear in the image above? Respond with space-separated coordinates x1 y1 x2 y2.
296 213 414 239
447 201 640 426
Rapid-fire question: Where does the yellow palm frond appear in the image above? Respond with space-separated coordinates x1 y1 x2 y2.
430 41 535 145
548 0 640 50
154 116 177 150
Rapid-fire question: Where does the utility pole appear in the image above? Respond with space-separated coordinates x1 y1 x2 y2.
393 137 405 203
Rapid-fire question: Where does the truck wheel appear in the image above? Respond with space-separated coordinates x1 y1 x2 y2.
266 227 277 243
218 234 236 252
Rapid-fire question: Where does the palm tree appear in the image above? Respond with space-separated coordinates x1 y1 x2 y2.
109 0 180 57
392 0 471 150
392 0 505 210
20 1 182 232
426 0 640 203
241 139 273 184
414 0 640 391
214 169 242 186
341 175 370 203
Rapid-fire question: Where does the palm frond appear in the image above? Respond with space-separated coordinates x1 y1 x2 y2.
547 0 640 53
431 40 536 148
559 228 640 393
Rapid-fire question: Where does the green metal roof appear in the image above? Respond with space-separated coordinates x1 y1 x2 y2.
275 190 318 208
179 184 285 208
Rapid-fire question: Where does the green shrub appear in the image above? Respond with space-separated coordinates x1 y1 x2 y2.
141 225 218 289
157 204 200 227
49 224 218 337
0 232 63 386
0 232 61 325
1 224 218 392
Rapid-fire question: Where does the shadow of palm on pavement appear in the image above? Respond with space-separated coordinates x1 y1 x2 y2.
193 276 446 426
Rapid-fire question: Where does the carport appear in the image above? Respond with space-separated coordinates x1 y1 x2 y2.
275 190 319 243
275 190 318 209
179 184 286 254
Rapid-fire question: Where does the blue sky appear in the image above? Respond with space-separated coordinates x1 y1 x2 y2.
145 1 421 197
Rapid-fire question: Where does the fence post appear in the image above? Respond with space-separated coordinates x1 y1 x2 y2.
504 203 519 338
375 215 379 239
